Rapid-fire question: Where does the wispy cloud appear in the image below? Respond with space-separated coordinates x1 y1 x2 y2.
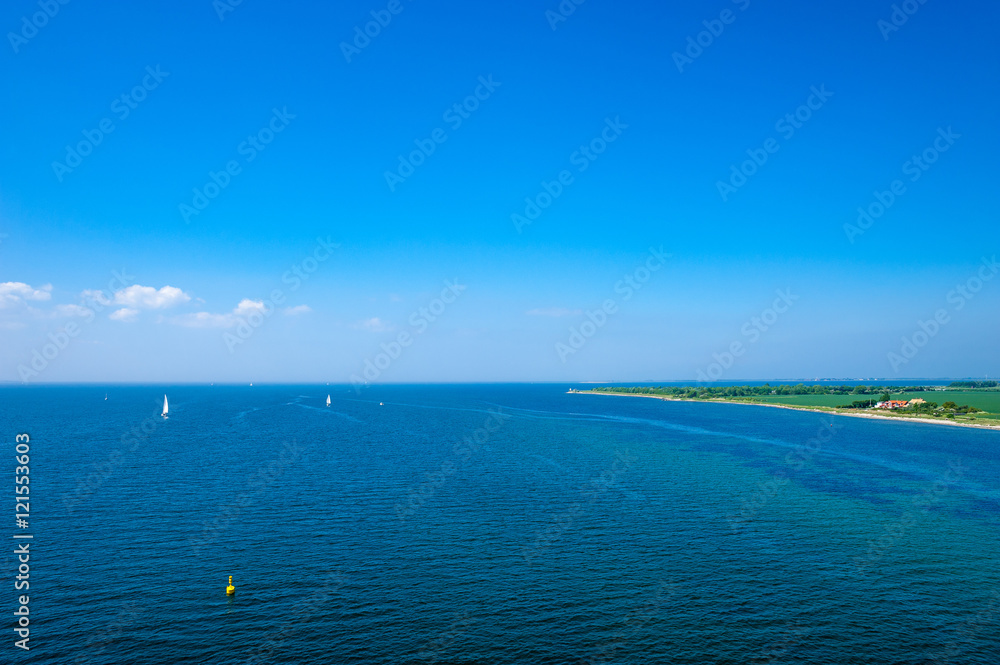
0 281 53 307
525 307 583 317
169 298 305 328
54 304 93 318
171 311 235 328
109 308 139 322
355 316 393 332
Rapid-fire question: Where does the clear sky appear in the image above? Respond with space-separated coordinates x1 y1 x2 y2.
1 0 997 383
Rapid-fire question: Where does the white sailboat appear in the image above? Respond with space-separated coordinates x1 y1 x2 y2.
161 395 169 419
326 395 331 407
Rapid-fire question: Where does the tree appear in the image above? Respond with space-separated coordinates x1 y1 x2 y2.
942 401 958 410
879 392 891 402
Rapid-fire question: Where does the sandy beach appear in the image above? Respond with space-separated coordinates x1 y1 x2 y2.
570 390 1000 431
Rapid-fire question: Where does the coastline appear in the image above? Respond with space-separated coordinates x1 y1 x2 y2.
569 390 1000 431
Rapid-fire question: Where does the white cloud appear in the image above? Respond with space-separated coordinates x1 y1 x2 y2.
233 299 267 317
54 304 92 318
113 285 190 309
0 282 53 307
109 308 139 322
525 307 583 317
170 298 268 328
355 317 393 332
171 311 235 328
169 298 311 328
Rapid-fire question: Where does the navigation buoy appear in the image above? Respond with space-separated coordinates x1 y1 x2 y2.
226 575 235 595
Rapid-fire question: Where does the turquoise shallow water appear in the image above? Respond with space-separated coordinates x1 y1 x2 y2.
1 384 998 663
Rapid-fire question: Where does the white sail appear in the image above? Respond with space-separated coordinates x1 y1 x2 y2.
326 395 331 406
162 395 169 417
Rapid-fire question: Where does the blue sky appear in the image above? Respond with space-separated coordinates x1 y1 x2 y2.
1 0 997 383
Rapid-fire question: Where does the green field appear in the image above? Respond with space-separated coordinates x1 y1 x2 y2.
750 390 1000 414
741 394 855 408
587 387 1000 424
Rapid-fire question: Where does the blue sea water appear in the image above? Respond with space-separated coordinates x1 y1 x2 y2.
1 384 998 664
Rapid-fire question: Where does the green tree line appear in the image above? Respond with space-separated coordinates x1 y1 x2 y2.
591 384 935 398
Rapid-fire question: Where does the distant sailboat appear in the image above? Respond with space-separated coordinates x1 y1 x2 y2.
161 395 169 419
326 395 331 407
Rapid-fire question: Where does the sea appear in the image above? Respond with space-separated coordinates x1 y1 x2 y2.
1 383 998 664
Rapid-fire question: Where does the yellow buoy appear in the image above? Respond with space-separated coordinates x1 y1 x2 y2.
226 575 235 596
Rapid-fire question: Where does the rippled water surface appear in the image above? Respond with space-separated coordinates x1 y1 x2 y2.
2 384 999 663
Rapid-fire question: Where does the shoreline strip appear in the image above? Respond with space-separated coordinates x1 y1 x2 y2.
569 391 1000 431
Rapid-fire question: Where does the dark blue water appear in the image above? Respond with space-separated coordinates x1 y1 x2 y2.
2 384 998 664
